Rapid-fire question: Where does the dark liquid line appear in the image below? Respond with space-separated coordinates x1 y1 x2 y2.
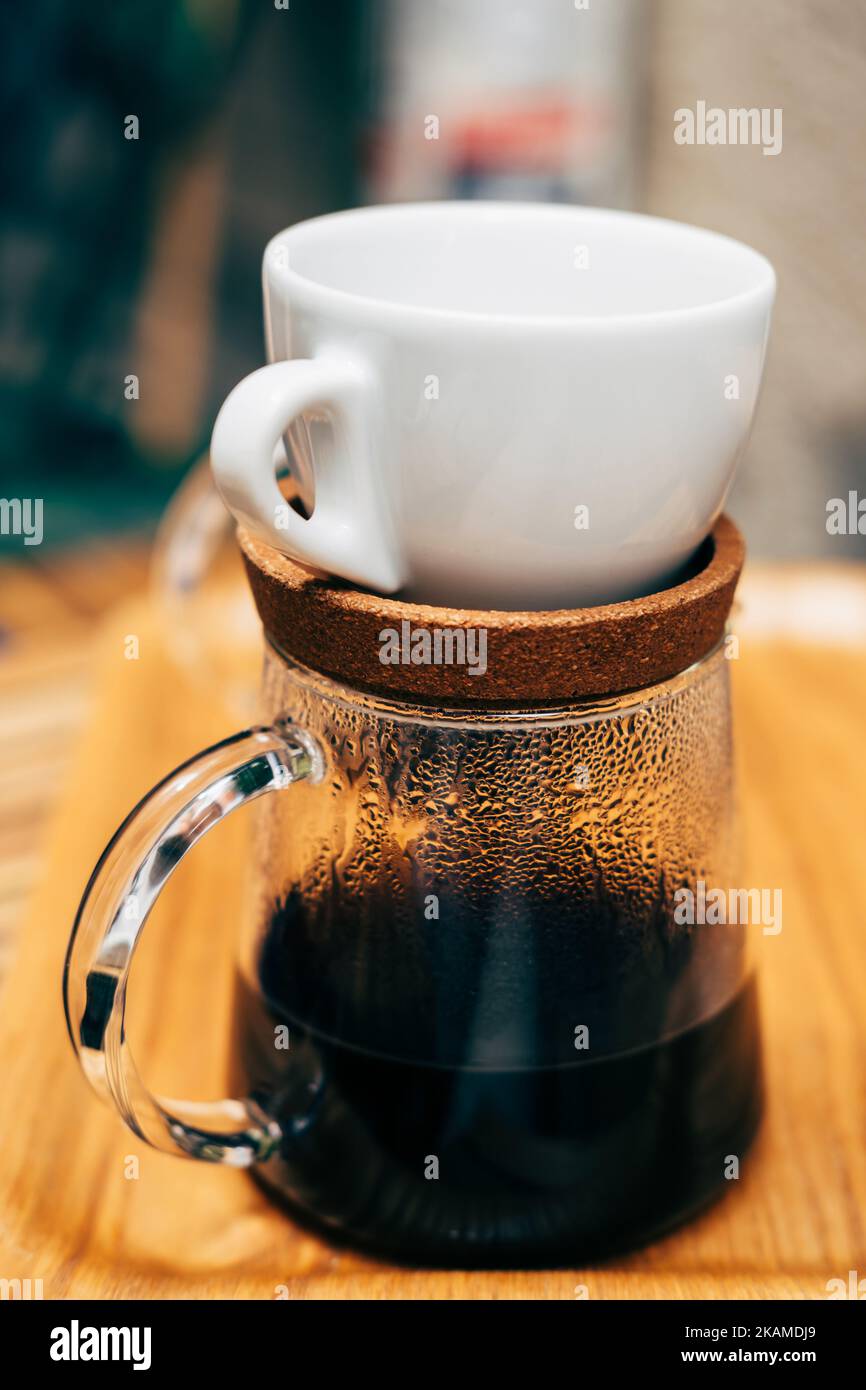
244 984 750 1072
232 975 763 1266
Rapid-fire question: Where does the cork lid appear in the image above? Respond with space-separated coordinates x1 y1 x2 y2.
239 515 744 706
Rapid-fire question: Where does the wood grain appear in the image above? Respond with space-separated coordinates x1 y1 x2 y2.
0 570 864 1300
0 547 149 980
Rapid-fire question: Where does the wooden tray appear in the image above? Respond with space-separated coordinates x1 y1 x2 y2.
0 583 864 1299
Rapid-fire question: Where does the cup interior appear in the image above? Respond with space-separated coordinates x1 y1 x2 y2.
278 202 774 321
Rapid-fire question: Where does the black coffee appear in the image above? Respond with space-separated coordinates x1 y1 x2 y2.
232 966 761 1265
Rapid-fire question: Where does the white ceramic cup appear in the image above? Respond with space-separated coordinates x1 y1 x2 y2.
211 202 775 610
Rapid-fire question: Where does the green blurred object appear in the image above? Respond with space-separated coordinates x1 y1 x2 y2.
0 1 383 548
0 0 254 544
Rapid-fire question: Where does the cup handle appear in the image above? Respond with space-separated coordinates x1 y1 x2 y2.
210 356 404 592
63 724 323 1165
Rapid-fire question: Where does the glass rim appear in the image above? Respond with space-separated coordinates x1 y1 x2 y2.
265 633 728 731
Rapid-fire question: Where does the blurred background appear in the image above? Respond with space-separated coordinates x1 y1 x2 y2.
0 0 865 968
1 0 864 557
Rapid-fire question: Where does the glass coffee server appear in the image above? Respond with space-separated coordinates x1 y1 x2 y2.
65 518 762 1265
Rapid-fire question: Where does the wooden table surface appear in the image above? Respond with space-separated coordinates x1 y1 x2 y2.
0 548 864 1299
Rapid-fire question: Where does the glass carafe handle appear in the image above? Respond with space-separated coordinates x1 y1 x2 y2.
63 724 323 1165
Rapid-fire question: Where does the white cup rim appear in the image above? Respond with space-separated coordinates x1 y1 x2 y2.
265 201 776 331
